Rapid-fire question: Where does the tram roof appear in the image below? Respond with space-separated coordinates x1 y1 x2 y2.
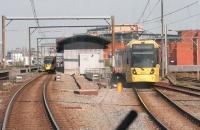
127 40 159 48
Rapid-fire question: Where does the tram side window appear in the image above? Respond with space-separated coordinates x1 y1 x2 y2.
125 51 129 65
126 49 132 65
122 51 126 66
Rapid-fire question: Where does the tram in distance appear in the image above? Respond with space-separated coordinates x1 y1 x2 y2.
43 56 56 72
112 39 160 85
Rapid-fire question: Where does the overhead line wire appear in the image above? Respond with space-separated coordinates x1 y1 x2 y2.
29 0 46 37
144 0 161 22
137 0 150 23
145 12 200 31
140 1 198 24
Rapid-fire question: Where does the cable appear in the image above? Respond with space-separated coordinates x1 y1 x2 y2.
144 0 160 22
137 0 150 23
29 0 46 37
141 1 198 24
29 0 39 27
168 12 200 25
145 12 200 31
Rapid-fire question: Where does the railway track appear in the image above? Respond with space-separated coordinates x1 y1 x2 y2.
134 87 200 130
176 77 200 83
1 74 60 130
156 84 200 97
175 76 200 88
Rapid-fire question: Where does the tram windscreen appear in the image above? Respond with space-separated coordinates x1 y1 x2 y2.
44 58 53 64
132 44 157 67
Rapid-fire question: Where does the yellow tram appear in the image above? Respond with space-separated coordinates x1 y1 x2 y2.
113 39 160 84
44 56 56 72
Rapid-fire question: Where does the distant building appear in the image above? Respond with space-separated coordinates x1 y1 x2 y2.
7 51 24 66
7 47 37 66
87 24 143 43
57 35 110 74
170 30 200 65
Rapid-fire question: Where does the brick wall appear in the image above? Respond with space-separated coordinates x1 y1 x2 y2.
176 30 200 65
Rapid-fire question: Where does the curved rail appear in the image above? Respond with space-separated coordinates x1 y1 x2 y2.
42 75 60 130
155 87 200 127
1 74 43 130
134 88 168 130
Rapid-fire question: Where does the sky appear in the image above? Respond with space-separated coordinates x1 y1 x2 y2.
0 0 200 50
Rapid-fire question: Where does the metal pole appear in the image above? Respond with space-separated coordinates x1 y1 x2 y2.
161 0 164 36
37 38 39 69
165 25 168 75
111 16 115 70
6 16 111 20
2 16 6 69
197 38 199 65
28 27 31 72
161 0 165 78
44 47 46 57
197 37 199 80
41 46 43 64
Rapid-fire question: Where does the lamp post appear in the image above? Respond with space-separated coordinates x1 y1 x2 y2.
197 38 199 80
165 25 168 75
193 32 199 80
2 16 6 69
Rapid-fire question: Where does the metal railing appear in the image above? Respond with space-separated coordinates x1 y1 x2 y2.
85 67 112 80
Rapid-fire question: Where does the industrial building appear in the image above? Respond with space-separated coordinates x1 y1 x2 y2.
56 25 143 75
56 35 110 74
170 30 200 65
6 48 37 66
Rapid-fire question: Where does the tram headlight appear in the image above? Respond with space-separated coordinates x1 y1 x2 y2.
132 69 137 75
150 69 155 74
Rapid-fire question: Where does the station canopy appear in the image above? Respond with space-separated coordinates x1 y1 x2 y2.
56 35 110 53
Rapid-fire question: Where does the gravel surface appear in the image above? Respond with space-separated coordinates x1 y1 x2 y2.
47 74 157 130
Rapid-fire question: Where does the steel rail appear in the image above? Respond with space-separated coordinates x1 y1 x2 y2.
155 85 200 97
134 88 168 130
1 74 43 130
172 84 200 93
155 87 200 127
42 75 60 130
71 75 81 89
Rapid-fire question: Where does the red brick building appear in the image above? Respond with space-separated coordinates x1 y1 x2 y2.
168 30 200 65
